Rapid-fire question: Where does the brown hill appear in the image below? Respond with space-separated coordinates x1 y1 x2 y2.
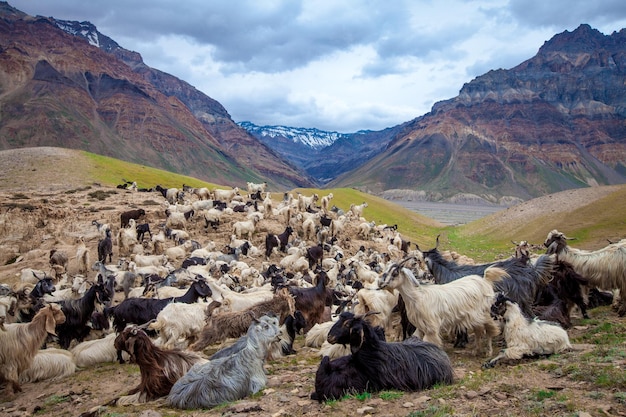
330 24 626 202
0 2 313 190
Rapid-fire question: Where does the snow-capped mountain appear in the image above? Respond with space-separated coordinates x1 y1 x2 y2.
54 19 121 53
238 121 348 150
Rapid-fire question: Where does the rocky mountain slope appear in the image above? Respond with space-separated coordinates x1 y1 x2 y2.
240 121 401 183
329 24 626 203
0 2 313 189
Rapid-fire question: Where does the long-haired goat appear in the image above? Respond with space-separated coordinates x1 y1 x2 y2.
544 229 626 315
18 348 76 384
0 304 66 395
168 315 280 409
113 325 207 404
190 287 295 351
311 311 454 402
288 270 329 332
484 293 571 368
381 258 506 356
55 279 110 349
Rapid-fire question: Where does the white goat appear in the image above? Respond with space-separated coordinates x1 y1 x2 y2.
18 348 76 384
149 301 213 349
484 293 572 368
213 187 240 202
71 333 130 367
232 214 261 240
381 259 505 356
349 202 368 219
75 236 91 274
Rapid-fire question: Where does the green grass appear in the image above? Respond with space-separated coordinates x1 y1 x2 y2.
82 151 221 190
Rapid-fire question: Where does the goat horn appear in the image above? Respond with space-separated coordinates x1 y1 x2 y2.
435 234 441 248
137 319 156 329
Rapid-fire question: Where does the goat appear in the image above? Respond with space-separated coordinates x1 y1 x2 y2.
18 348 76 384
544 229 626 315
320 193 333 213
265 226 293 258
213 186 240 202
97 229 113 264
484 293 572 368
168 315 280 409
381 258 505 356
49 249 69 278
0 304 66 395
349 202 368 219
149 301 218 350
92 220 110 239
113 325 207 404
288 271 329 332
191 287 295 351
55 279 111 349
106 278 212 333
120 208 146 228
136 222 152 241
75 236 91 274
71 333 130 368
533 259 590 327
233 214 261 240
311 311 454 402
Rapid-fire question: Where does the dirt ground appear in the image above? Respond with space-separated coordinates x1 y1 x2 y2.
0 155 625 417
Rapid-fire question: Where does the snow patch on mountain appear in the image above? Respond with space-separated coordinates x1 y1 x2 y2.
238 121 348 150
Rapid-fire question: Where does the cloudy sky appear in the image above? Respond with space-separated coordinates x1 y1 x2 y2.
10 0 626 132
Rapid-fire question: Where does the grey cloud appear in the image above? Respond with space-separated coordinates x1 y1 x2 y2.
508 0 626 30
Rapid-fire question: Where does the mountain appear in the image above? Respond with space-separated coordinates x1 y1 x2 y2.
329 24 626 203
0 2 314 189
240 121 401 183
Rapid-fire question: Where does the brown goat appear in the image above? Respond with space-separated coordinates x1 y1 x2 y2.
289 271 329 332
0 304 66 395
191 287 295 351
113 325 207 404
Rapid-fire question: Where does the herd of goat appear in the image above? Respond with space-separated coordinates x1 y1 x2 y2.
0 180 625 410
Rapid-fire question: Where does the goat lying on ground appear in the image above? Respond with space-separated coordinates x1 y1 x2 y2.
168 315 280 409
483 293 572 368
311 311 454 402
113 325 207 404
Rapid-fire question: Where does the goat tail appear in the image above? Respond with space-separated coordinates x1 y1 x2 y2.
483 266 508 284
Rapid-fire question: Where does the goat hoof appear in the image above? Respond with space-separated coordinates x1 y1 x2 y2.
482 362 495 369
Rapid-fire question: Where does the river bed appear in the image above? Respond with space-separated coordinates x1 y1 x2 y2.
392 200 506 225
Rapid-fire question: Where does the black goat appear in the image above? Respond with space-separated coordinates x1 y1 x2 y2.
121 208 146 228
97 229 113 263
311 311 455 402
265 226 293 258
280 310 307 355
181 256 207 269
106 278 212 333
136 223 152 241
55 278 110 349
306 244 324 269
533 259 590 327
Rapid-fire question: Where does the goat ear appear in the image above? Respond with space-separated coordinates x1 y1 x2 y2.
44 308 58 336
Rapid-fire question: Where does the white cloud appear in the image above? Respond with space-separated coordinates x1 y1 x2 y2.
9 0 626 132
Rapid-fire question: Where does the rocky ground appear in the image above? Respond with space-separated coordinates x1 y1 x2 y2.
0 157 625 417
